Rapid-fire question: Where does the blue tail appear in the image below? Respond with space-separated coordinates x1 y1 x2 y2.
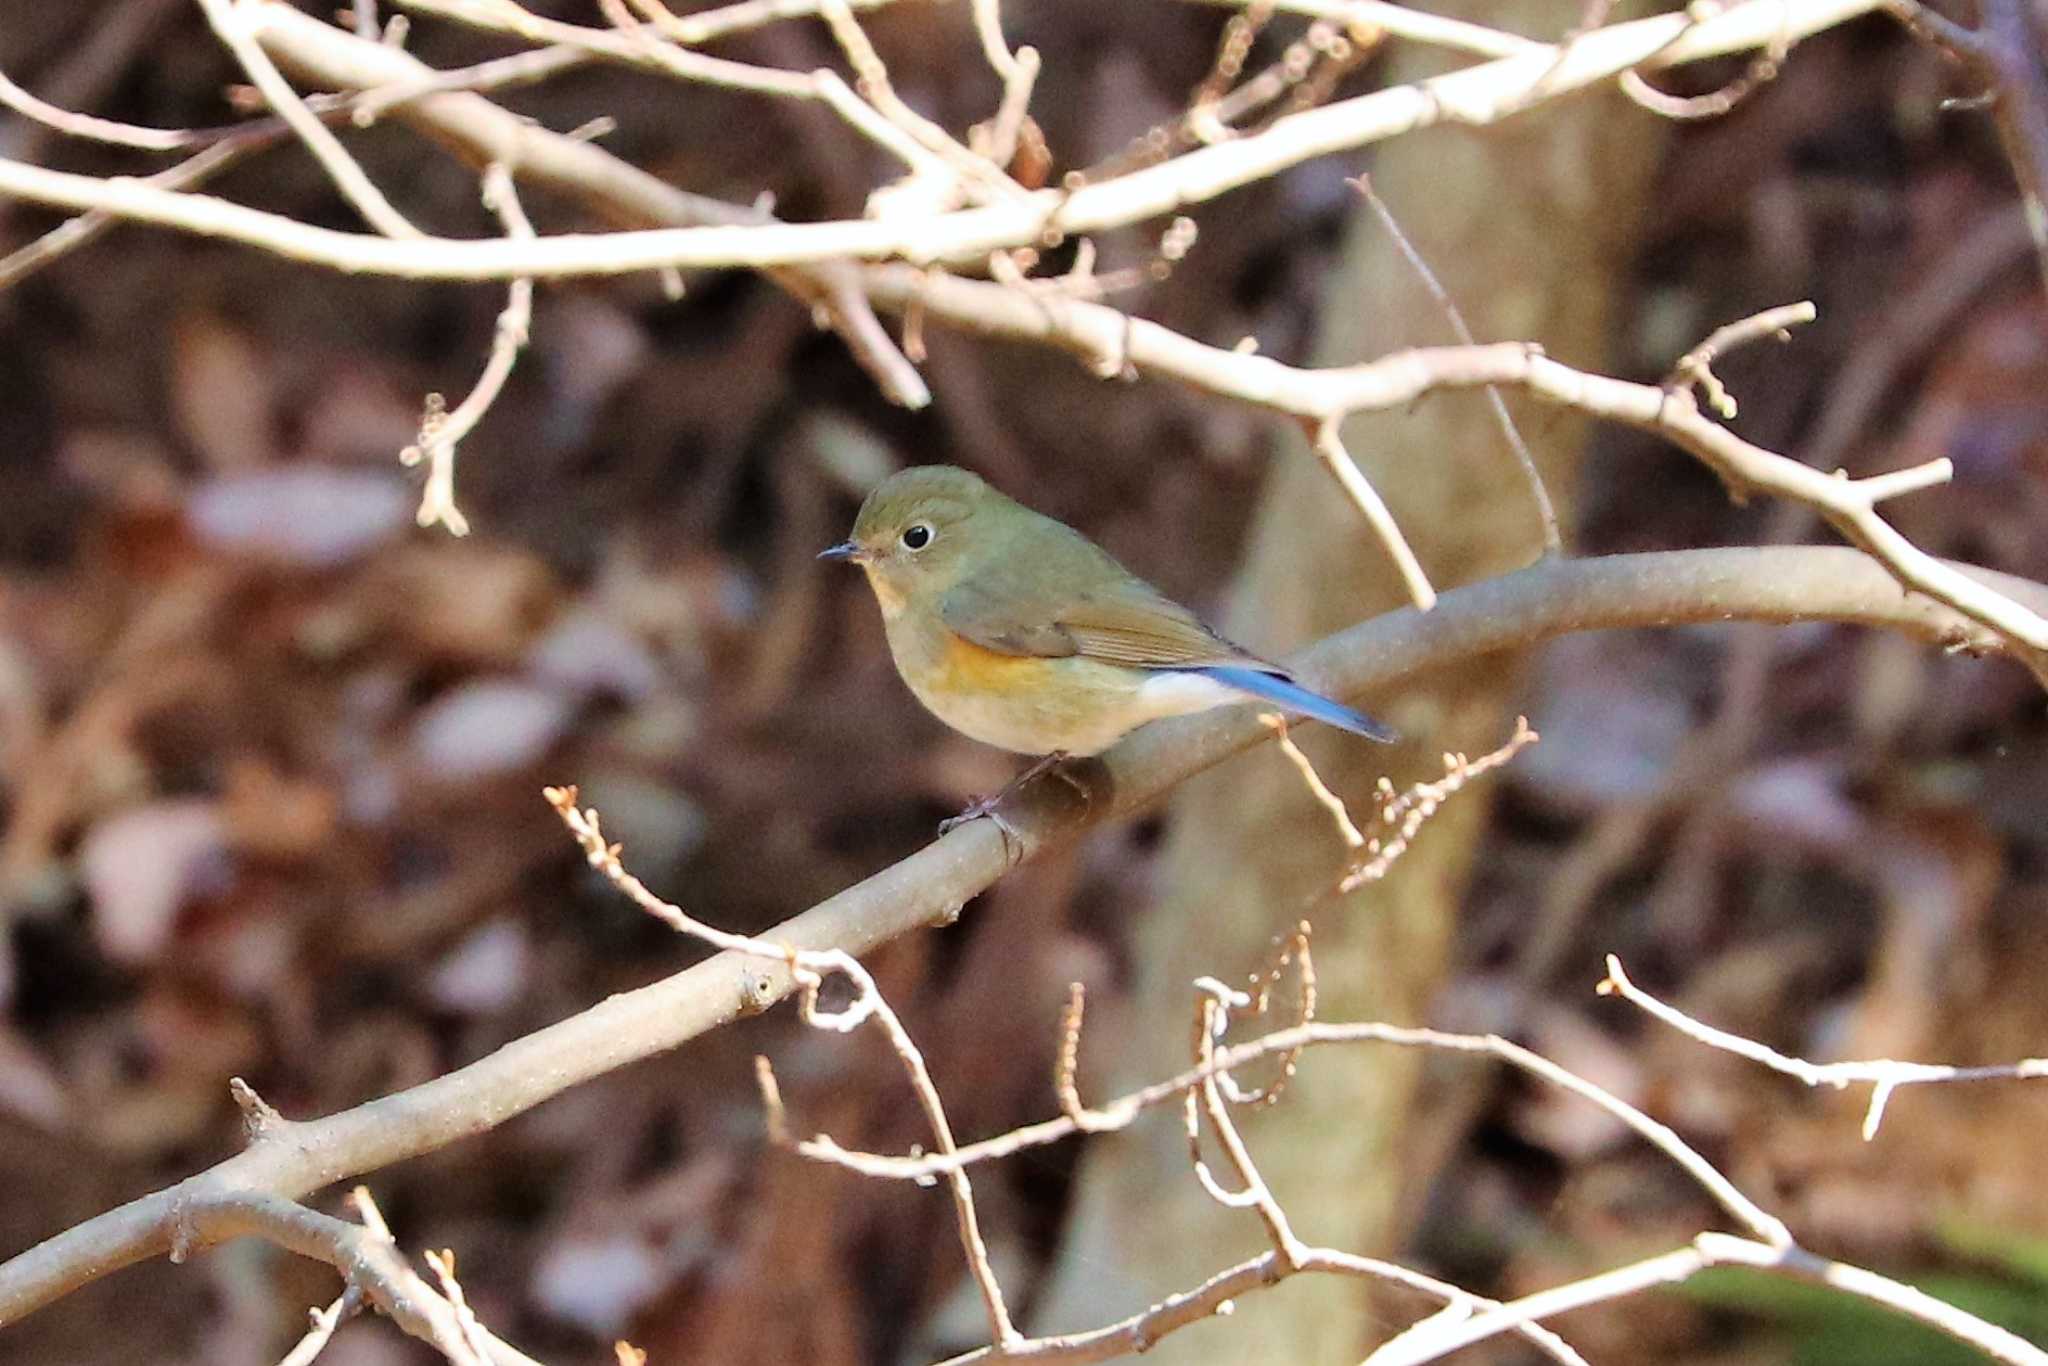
1196 666 1399 744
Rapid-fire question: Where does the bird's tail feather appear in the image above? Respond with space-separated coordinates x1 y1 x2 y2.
1195 666 1398 743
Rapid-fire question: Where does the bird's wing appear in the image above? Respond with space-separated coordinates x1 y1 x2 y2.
940 570 1274 672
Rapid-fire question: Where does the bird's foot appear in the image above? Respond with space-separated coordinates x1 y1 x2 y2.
938 795 1024 866
938 792 1015 836
936 751 1072 861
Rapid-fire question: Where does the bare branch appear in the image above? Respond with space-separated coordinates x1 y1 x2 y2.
873 270 2048 667
17 16 2014 660
548 789 1022 1346
0 64 216 152
969 0 1024 79
390 0 816 97
815 0 1021 200
0 46 590 296
1618 0 1793 120
1337 717 1537 892
274 1287 360 1366
1184 0 1548 60
5 545 2045 1325
938 1246 1586 1366
1353 174 1561 557
169 1187 545 1366
626 0 902 45
781 1016 1791 1245
196 0 423 239
1601 955 2048 1139
245 2 930 409
0 0 1889 279
1365 1232 2048 1366
1261 714 1366 849
1362 1242 1718 1366
399 163 536 536
1309 416 1437 609
1665 301 1817 419
1890 0 2048 293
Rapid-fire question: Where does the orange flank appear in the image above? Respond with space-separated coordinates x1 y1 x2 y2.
932 628 1048 694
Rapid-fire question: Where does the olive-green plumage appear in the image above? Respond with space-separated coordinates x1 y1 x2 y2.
821 465 1394 756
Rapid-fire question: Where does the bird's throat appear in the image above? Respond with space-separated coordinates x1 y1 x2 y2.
861 566 907 618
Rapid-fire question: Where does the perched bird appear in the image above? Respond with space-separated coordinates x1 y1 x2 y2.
821 466 1394 821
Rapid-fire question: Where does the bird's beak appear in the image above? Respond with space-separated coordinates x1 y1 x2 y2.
817 540 866 564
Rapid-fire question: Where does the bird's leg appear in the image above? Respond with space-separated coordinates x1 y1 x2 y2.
938 750 1072 850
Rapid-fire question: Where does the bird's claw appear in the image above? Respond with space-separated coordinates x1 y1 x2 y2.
939 794 1025 864
937 751 1078 863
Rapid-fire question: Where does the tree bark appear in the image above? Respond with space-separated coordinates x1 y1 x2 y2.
1031 15 1668 1358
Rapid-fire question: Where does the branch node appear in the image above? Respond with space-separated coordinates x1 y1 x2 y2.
228 1076 286 1139
1665 302 1818 419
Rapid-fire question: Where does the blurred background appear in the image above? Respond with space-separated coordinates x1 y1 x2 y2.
2 1 2047 1362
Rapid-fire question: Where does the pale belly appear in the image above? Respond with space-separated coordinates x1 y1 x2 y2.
899 649 1241 756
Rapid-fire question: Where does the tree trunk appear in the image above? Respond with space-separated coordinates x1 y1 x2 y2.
1031 18 1666 1359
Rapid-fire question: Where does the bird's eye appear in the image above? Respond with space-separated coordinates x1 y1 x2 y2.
900 522 934 551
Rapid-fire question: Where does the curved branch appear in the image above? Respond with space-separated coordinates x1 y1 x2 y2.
186 1190 546 1365
860 267 2048 666
1 545 2044 1325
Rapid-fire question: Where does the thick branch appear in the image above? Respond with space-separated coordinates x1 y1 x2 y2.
2 546 2044 1325
860 268 2048 665
0 0 1885 279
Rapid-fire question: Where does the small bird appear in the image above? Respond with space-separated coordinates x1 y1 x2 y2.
822 466 1395 824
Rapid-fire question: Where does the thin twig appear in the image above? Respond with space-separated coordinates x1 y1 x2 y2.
1665 300 1818 419
621 0 900 46
0 65 215 152
1309 417 1437 610
1601 955 2048 1139
972 45 1041 171
938 1245 1587 1366
0 0 181 168
1217 923 1315 1108
195 0 423 239
1338 718 1537 891
244 2 929 409
970 0 1023 80
1364 1231 2048 1366
1620 34 1789 118
1185 992 1309 1263
816 0 1022 200
1259 714 1365 848
1353 174 1562 556
0 47 591 297
423 1249 498 1364
548 789 1022 1346
1183 0 1546 60
391 0 815 96
762 1016 1792 1245
349 44 591 124
177 1187 544 1366
0 139 253 291
275 1287 360 1366
399 162 535 536
1889 0 2048 295
36 0 1883 277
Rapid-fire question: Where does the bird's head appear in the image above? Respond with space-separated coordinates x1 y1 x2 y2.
819 465 1002 615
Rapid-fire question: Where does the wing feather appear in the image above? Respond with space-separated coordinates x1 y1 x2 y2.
940 568 1275 673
